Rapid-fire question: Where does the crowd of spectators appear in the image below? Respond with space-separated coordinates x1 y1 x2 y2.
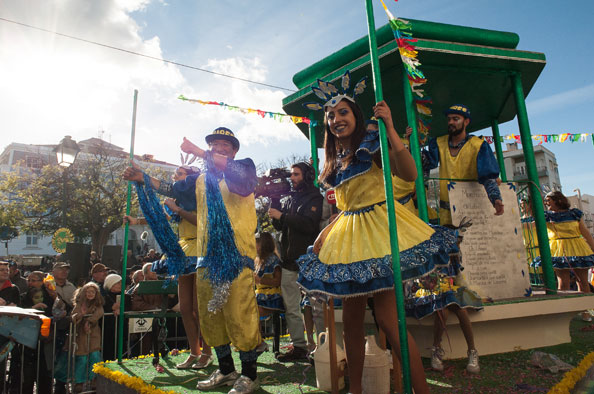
0 248 174 393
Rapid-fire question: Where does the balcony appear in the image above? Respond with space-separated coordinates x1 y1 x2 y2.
513 167 549 180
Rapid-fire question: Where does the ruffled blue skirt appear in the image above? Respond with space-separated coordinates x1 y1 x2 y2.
533 255 594 270
297 227 458 298
405 287 483 319
256 293 285 312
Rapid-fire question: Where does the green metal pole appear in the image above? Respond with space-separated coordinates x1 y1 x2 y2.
118 89 138 362
511 74 556 294
491 120 507 182
401 72 428 222
309 113 319 187
364 1 412 392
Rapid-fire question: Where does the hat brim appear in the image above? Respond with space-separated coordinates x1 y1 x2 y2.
444 109 471 120
205 134 240 150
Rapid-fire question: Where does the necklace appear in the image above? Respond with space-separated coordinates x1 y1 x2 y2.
448 136 468 150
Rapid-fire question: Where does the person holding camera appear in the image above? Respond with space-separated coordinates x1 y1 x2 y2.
269 162 323 362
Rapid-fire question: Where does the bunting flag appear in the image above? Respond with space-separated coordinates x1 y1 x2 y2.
484 133 593 145
178 95 314 126
380 0 431 145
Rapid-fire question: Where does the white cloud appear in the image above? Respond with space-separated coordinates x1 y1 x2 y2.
0 0 308 168
527 83 594 116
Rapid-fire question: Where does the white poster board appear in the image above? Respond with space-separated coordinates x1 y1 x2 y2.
448 182 531 300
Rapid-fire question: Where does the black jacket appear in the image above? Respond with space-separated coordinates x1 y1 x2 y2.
273 185 323 271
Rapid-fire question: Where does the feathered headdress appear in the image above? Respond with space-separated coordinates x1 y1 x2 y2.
303 70 368 111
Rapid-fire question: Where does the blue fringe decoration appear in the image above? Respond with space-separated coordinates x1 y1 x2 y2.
200 152 244 311
134 173 187 281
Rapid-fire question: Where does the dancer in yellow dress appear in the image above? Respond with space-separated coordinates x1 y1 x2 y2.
298 72 458 394
541 191 594 293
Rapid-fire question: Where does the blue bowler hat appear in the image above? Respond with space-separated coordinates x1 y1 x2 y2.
205 127 240 150
444 104 471 120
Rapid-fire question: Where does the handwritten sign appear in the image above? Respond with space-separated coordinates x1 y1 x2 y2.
448 182 531 300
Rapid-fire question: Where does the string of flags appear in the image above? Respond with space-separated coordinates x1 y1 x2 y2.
485 133 593 145
177 95 314 126
381 0 431 145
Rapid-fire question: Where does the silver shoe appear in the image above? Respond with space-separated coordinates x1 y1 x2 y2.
192 354 215 369
176 354 197 369
228 375 260 394
431 346 445 371
466 349 480 374
196 369 239 390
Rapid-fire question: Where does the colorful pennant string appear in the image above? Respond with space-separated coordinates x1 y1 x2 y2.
380 0 431 145
178 95 315 127
484 133 593 145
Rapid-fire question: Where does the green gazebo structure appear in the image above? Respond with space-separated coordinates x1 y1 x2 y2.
281 8 591 393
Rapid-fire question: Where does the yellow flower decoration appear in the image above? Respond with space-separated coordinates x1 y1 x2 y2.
548 351 594 394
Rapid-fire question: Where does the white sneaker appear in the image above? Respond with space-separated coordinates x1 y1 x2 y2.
467 349 480 374
431 346 444 371
228 375 260 394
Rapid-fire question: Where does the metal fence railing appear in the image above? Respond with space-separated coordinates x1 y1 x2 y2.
2 311 185 394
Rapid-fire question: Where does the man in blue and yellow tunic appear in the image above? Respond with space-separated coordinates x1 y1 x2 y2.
423 104 504 226
176 127 261 394
128 128 261 394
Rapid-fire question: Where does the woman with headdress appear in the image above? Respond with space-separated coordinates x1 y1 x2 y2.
297 72 458 394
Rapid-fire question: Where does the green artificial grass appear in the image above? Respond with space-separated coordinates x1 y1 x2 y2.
101 317 594 393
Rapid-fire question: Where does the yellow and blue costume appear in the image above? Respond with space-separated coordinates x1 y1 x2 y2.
255 254 285 312
191 157 261 352
534 209 594 270
424 135 501 226
521 216 542 281
297 129 458 298
405 274 483 319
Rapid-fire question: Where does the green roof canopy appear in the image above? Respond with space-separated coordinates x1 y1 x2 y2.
282 18 546 147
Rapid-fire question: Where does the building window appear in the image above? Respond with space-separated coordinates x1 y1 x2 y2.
26 233 39 247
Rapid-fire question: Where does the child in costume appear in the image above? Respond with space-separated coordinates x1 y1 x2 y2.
520 197 542 284
541 191 594 292
297 72 458 394
406 254 483 373
70 282 104 392
253 231 284 353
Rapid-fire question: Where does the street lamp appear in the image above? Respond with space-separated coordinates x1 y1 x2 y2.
53 136 80 226
574 188 583 211
53 135 81 167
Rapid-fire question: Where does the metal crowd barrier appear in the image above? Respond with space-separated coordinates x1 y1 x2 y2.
3 311 184 394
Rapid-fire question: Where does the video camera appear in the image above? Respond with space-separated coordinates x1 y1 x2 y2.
255 168 292 210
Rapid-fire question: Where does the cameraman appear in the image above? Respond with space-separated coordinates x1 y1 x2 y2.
269 162 323 361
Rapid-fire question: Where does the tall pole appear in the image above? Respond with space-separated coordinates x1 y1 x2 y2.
491 120 508 182
401 72 428 222
364 1 412 392
511 73 556 294
62 169 68 227
118 89 138 362
309 113 319 187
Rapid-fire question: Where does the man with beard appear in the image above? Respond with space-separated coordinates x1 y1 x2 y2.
424 104 504 226
268 162 323 362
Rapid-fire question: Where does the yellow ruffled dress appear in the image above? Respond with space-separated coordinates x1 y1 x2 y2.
297 129 458 298
537 209 594 269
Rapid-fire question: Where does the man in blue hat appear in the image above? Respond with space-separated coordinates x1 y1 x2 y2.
124 127 261 394
424 104 504 226
421 104 503 375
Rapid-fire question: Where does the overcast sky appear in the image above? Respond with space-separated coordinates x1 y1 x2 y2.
1 0 593 194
